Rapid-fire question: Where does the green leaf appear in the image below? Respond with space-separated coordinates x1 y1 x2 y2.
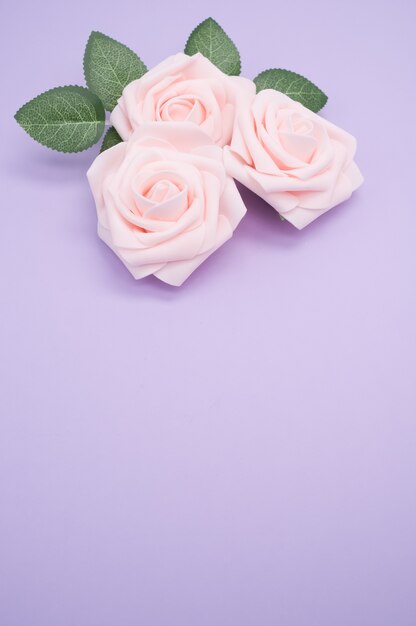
184 18 241 76
84 31 147 111
100 126 122 153
254 69 328 113
14 86 105 153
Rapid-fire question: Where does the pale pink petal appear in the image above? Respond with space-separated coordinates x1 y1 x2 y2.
88 122 248 285
226 89 363 227
154 215 233 286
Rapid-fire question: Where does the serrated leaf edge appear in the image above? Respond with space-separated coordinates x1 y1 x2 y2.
14 85 106 153
100 126 123 153
83 30 148 111
184 17 241 76
253 68 328 112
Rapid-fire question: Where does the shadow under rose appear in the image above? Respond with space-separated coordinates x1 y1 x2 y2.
11 138 364 299
94 235 247 300
94 237 196 301
236 183 299 249
93 181 365 299
236 182 363 247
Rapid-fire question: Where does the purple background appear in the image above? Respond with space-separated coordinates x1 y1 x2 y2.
1 1 415 624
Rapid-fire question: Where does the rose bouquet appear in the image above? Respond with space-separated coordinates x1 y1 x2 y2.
15 18 363 286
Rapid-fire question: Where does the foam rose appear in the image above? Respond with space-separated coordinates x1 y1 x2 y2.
224 89 363 228
87 123 247 286
111 53 255 147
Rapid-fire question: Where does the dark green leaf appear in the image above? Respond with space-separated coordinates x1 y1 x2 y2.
84 31 147 111
254 69 328 112
14 86 105 153
185 18 241 76
100 126 122 153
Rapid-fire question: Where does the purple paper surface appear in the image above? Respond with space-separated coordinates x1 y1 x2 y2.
1 1 415 625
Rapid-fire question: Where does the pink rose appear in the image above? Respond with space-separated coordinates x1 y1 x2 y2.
224 90 363 229
87 122 246 286
111 53 255 147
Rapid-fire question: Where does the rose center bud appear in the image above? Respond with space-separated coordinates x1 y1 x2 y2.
147 179 179 203
276 112 318 164
160 96 206 125
133 173 189 223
